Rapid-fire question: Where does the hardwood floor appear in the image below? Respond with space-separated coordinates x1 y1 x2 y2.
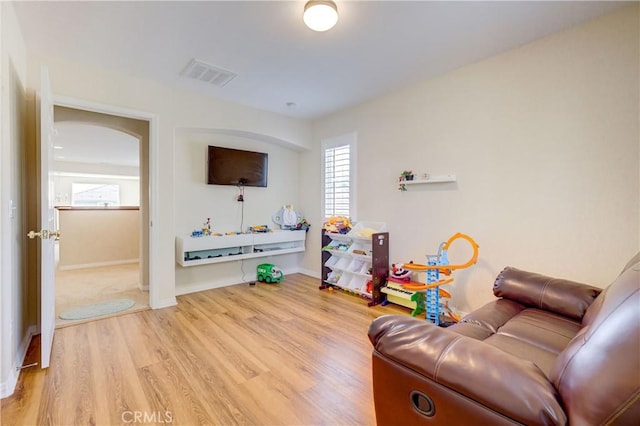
1 274 410 425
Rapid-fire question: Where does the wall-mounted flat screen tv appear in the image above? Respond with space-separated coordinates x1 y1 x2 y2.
207 146 268 187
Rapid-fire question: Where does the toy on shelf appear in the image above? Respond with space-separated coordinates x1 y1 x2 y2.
388 263 412 282
257 263 284 284
401 233 479 325
322 216 351 234
191 217 213 237
352 227 378 239
272 204 308 231
295 218 311 232
322 240 350 252
249 225 271 233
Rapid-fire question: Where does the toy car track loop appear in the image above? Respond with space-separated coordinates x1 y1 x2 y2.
402 278 454 291
402 233 479 273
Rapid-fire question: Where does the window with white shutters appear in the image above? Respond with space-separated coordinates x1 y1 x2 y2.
322 133 356 220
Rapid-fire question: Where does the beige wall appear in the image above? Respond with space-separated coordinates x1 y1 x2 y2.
57 209 140 269
173 129 304 293
7 4 637 375
26 47 312 309
301 5 640 313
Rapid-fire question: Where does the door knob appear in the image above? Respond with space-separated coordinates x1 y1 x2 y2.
27 230 43 239
27 230 60 240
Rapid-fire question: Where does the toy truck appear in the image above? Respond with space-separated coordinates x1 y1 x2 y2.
257 263 284 284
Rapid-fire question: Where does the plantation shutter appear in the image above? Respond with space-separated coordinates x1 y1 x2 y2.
324 144 350 218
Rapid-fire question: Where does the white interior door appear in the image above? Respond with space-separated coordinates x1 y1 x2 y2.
36 66 57 368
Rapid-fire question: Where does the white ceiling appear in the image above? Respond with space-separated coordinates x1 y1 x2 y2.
14 0 627 121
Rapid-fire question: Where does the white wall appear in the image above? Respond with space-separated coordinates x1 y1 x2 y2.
0 1 32 398
0 0 7 398
26 48 312 309
301 5 640 313
52 126 141 206
174 129 304 293
11 3 637 349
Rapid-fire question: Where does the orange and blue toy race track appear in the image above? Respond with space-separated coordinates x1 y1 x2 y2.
401 233 479 325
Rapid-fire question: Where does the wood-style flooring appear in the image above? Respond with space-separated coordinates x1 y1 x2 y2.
1 274 410 425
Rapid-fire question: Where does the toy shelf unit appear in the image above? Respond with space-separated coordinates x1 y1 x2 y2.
176 230 306 267
320 222 389 306
402 174 457 186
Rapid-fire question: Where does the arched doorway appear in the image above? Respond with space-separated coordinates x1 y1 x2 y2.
52 107 150 326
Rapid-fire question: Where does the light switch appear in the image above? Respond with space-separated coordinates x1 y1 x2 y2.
8 200 16 218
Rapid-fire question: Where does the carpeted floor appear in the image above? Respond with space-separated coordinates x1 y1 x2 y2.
55 262 148 327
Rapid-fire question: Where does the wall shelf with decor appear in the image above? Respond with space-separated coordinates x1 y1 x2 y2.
320 222 389 306
176 230 306 267
402 174 457 186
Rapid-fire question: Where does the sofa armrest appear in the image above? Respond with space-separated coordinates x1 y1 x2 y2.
369 315 567 425
493 267 601 321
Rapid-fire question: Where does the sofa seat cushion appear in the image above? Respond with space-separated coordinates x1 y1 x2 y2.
483 334 559 377
496 309 582 354
453 299 526 335
449 301 582 377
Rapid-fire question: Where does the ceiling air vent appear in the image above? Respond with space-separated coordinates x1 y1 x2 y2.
181 59 237 87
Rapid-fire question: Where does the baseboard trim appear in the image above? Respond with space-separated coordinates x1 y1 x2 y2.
176 277 246 296
296 267 321 279
0 324 37 398
58 258 139 271
151 297 177 310
175 267 319 297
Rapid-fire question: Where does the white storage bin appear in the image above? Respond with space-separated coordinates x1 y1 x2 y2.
347 221 387 240
325 255 339 269
349 259 366 273
327 271 341 284
347 242 372 258
337 273 352 288
324 239 351 253
335 257 351 270
349 275 368 292
359 262 372 275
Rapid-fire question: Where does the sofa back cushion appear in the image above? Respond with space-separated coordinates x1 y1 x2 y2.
493 267 601 321
549 258 640 424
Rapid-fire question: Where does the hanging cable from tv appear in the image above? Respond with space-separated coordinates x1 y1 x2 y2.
237 179 246 202
238 180 246 233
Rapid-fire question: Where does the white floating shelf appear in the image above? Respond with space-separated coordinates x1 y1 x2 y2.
402 174 457 185
176 230 306 267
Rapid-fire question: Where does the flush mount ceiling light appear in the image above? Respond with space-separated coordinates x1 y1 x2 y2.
303 1 338 32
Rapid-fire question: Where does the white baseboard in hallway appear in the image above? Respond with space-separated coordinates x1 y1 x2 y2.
0 325 37 398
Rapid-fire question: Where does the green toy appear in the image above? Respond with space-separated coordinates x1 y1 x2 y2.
257 263 284 284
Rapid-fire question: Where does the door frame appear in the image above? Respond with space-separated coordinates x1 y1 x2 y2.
52 95 160 308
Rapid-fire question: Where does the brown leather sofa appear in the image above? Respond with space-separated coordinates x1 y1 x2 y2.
368 253 639 425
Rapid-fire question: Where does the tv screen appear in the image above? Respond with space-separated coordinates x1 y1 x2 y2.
207 146 268 187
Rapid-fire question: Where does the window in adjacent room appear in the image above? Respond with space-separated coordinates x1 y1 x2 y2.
322 132 357 220
71 183 120 207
